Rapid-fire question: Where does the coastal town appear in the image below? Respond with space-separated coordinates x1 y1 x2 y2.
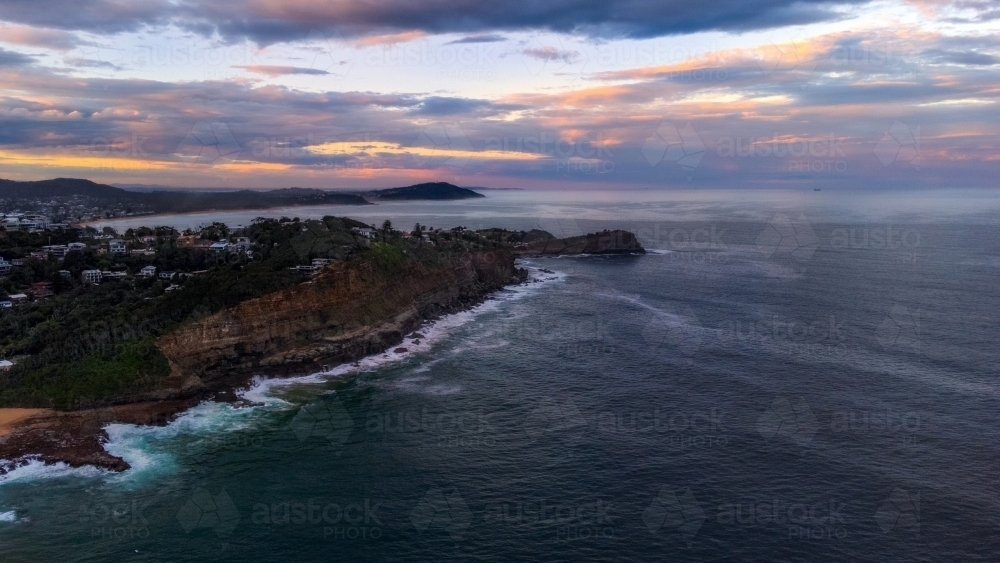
0 216 393 311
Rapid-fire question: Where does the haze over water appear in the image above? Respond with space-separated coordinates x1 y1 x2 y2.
1 188 997 561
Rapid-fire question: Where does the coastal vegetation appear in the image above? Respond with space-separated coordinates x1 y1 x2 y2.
0 216 513 408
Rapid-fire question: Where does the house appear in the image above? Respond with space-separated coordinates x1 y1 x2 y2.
82 269 102 284
312 258 332 268
29 250 47 260
43 245 68 258
67 242 87 252
132 248 156 256
139 236 157 245
101 271 127 281
352 227 376 239
0 301 12 309
59 270 71 279
108 239 127 254
11 259 24 266
209 240 230 252
140 265 158 278
159 270 176 280
294 265 318 274
9 293 28 303
230 237 251 252
0 260 10 276
0 360 13 371
29 282 53 298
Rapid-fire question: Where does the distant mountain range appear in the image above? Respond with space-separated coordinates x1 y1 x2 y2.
0 178 487 216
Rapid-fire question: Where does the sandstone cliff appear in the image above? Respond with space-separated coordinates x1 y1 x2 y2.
155 249 524 390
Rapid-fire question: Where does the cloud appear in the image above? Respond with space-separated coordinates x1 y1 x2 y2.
235 65 331 76
0 0 871 45
922 49 999 66
523 46 580 63
446 34 507 44
0 24 81 50
0 47 34 66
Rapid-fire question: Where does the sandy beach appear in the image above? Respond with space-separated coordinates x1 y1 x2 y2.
0 408 52 439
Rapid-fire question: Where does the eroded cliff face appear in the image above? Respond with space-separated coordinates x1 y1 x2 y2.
155 249 524 392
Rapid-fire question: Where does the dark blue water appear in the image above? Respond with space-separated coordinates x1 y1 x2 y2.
2 191 998 562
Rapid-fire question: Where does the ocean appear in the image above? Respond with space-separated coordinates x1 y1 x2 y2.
2 188 998 561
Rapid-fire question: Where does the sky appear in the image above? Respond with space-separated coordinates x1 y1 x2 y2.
0 0 997 190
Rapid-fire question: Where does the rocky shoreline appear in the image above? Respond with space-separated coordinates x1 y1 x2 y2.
0 230 643 475
0 251 529 474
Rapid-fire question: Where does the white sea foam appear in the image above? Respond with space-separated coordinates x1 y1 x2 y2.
0 458 107 486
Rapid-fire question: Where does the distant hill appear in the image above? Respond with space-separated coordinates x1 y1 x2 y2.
0 178 131 200
369 182 485 200
0 178 371 213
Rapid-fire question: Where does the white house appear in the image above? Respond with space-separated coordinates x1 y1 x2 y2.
352 227 376 239
140 265 158 278
159 270 176 280
67 242 87 252
0 360 13 370
209 240 229 252
108 239 127 254
0 259 10 276
82 269 103 284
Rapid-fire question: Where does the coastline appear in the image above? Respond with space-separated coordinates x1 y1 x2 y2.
0 268 530 475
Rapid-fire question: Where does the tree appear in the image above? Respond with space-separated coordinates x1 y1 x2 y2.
381 220 393 237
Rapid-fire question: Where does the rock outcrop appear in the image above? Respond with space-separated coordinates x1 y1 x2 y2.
514 229 645 256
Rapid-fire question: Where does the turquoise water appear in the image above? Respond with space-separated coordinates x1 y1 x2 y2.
3 189 999 561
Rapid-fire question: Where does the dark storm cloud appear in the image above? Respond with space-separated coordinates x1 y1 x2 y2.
0 0 869 44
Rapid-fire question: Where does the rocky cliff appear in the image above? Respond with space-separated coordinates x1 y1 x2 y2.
155 248 524 390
